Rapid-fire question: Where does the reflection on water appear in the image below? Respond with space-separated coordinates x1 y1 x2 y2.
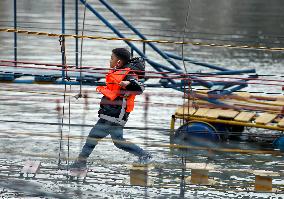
0 0 283 198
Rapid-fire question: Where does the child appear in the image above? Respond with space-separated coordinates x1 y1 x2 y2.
71 48 152 170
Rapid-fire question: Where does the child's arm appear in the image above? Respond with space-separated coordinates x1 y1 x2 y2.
122 74 144 95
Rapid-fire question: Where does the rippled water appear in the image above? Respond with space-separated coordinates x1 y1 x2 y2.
0 0 283 198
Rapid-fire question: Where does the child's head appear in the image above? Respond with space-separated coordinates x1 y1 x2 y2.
110 48 131 69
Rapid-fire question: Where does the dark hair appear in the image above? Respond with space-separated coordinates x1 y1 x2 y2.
112 48 131 65
128 57 145 79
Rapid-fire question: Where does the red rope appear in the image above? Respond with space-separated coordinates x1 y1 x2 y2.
1 59 284 85
0 63 283 87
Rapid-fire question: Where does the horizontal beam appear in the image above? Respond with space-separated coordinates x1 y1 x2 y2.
175 115 284 131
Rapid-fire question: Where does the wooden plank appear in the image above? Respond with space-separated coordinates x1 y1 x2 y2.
261 95 284 106
270 100 284 106
20 161 41 175
276 96 284 101
129 164 154 186
175 106 197 116
194 108 210 117
204 109 220 118
218 109 239 119
255 175 272 192
277 118 284 127
272 101 284 106
235 92 251 98
255 113 277 125
234 112 256 122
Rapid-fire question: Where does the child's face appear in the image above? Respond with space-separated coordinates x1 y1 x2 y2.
110 53 122 68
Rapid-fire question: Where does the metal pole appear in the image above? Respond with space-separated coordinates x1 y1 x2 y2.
131 48 134 57
14 0 17 66
62 0 65 79
79 0 179 85
165 52 230 71
75 0 79 68
99 0 182 70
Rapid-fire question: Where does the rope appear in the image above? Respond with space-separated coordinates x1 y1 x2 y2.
2 87 284 117
75 0 88 99
68 83 71 170
2 62 284 87
58 35 72 170
179 156 186 198
80 91 89 151
58 36 66 167
0 127 282 142
2 60 284 85
1 20 284 43
1 135 282 157
0 85 282 100
181 0 194 127
1 86 284 114
1 28 284 52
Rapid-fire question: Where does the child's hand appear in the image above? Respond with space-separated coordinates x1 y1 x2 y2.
119 81 130 89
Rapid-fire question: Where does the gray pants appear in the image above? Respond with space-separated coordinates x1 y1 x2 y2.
79 118 146 158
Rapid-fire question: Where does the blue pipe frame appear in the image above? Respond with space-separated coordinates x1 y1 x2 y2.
8 0 252 93
98 0 182 70
79 0 179 85
2 0 256 115
14 0 17 66
82 1 255 89
99 0 256 77
165 52 230 71
61 0 65 80
75 0 79 68
79 0 220 88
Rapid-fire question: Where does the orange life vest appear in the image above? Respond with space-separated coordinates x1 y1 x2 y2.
96 68 136 113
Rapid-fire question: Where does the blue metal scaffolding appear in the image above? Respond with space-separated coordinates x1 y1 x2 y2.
6 0 257 99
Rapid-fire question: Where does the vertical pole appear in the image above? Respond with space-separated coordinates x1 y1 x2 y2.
143 42 146 57
131 48 134 57
75 0 79 68
62 0 65 79
14 0 17 66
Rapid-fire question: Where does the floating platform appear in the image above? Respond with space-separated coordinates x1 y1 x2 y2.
173 91 284 131
171 91 284 151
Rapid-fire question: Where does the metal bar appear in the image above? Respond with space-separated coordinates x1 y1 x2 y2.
166 52 256 75
176 116 284 132
13 0 17 66
0 79 193 88
191 76 214 88
75 0 79 68
165 52 230 71
210 69 256 75
208 83 248 95
146 59 181 74
131 48 134 57
61 0 65 80
98 0 182 70
79 0 178 85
